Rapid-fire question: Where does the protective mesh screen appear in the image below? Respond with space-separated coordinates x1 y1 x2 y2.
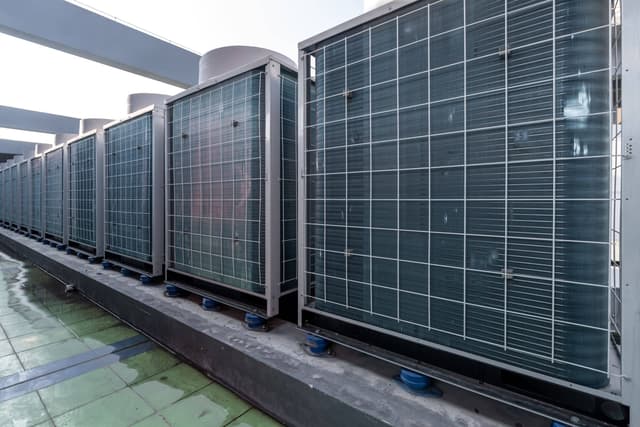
19 162 28 228
68 136 96 247
0 171 4 223
30 158 42 232
10 166 18 225
45 148 64 238
105 113 153 262
303 0 610 387
281 70 298 292
167 70 266 294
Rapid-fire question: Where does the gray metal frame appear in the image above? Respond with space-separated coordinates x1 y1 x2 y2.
165 56 292 318
102 105 165 277
297 0 638 418
64 130 105 256
620 0 640 418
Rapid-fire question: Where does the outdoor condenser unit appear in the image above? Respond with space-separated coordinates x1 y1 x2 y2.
2 166 10 227
103 97 166 278
165 46 298 318
65 131 104 258
0 168 5 226
29 156 44 238
10 163 19 230
19 160 29 233
299 0 635 424
43 145 65 245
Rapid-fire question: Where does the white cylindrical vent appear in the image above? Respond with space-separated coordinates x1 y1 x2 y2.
127 93 169 114
79 118 112 134
54 133 76 146
198 46 296 83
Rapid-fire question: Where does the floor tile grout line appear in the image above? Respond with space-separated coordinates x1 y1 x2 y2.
223 406 254 427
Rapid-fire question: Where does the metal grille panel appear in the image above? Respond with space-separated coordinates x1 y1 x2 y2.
105 113 153 262
167 70 267 294
281 70 298 292
301 0 611 387
10 165 18 226
45 148 64 239
30 158 42 232
19 162 28 229
68 135 96 247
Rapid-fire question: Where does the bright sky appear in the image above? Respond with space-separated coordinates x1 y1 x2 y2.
0 0 385 144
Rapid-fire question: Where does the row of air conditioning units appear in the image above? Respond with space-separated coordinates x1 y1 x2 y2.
0 0 633 424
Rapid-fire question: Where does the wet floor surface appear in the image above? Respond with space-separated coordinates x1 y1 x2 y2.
0 252 281 427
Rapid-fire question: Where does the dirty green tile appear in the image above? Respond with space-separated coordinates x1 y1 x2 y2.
0 392 49 427
158 382 251 427
3 317 60 339
18 338 89 369
55 305 105 326
0 310 52 327
38 367 127 416
0 353 23 376
82 325 138 350
46 300 91 315
109 347 179 385
0 339 13 357
227 408 283 427
66 314 121 336
132 363 211 410
10 327 73 353
53 388 154 427
131 414 172 427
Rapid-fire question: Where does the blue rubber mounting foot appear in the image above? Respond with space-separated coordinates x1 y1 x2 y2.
42 239 49 245
164 284 180 298
77 252 88 259
50 242 57 248
244 313 266 330
140 275 153 285
201 298 221 311
305 334 330 356
88 256 100 264
400 369 430 390
37 237 43 242
396 369 443 398
120 268 132 277
66 248 75 255
102 261 113 270
56 244 66 251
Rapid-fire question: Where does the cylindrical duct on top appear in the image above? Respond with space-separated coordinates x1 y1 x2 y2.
127 93 169 114
79 118 112 134
54 133 76 146
198 45 296 83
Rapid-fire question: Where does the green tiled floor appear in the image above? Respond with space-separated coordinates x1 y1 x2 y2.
0 253 282 427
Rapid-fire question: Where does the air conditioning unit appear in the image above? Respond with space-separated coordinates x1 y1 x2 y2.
103 102 165 279
298 0 631 424
43 145 66 245
164 46 298 318
65 131 105 258
29 156 44 238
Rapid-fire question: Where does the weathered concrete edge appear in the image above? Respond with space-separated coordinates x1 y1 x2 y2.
0 229 542 427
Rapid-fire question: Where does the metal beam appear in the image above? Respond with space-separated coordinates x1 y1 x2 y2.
0 0 199 88
0 139 50 156
0 105 78 134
